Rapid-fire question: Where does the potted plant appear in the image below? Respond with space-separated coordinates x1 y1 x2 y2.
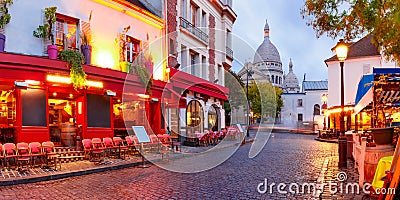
33 6 57 59
59 49 87 90
80 31 92 65
0 0 12 52
118 25 130 72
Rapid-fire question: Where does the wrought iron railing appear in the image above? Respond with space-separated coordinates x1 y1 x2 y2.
180 17 208 43
226 46 233 59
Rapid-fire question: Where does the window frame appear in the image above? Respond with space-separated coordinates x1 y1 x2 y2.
55 13 80 52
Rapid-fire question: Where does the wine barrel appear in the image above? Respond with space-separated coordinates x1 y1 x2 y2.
61 124 76 147
364 144 394 183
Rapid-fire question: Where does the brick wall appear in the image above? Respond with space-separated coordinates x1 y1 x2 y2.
167 0 178 60
208 14 216 81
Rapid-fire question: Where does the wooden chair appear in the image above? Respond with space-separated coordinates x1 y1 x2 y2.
125 135 140 155
41 141 61 170
16 142 30 172
82 139 92 159
29 142 44 167
91 138 105 164
103 137 118 157
3 143 17 169
113 137 128 159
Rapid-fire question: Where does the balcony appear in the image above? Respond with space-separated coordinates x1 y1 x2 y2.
226 46 233 59
180 17 208 43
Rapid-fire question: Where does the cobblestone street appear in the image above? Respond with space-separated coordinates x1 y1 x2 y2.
0 133 365 199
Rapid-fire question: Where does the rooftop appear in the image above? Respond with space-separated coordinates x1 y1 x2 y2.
302 81 328 91
325 34 380 62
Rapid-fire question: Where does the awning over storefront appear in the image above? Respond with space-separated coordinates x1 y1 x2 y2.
354 68 400 114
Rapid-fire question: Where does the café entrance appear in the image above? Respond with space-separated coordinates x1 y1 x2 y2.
48 92 77 147
0 85 16 143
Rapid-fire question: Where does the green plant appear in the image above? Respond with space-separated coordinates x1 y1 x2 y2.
80 31 92 46
133 64 153 94
60 50 87 90
0 0 13 30
33 6 57 44
117 25 130 62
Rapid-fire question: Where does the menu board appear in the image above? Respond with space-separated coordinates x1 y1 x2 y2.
132 126 150 143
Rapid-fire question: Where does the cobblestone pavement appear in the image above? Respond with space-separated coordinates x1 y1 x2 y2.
0 133 363 199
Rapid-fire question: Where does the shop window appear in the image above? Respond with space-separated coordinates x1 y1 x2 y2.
126 35 141 63
186 100 203 133
55 13 79 52
0 87 16 126
208 106 219 131
114 99 146 128
87 94 110 128
22 89 46 127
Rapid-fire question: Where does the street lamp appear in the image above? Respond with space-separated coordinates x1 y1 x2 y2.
321 94 328 130
246 63 254 137
333 39 348 168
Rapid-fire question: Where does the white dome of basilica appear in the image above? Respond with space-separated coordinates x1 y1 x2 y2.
253 20 281 64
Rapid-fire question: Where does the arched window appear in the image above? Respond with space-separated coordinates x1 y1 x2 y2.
208 105 219 131
313 104 321 115
186 100 204 134
271 75 274 83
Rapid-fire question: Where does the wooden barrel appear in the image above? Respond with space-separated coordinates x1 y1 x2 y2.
364 144 394 183
61 125 76 147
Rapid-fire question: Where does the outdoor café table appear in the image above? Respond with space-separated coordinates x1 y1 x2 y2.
170 135 180 152
372 155 393 190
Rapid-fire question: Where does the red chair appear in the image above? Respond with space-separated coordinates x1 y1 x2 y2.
29 142 44 167
3 143 17 169
103 137 118 157
125 136 140 155
149 134 160 152
0 144 4 168
91 138 105 163
82 139 92 159
41 141 60 170
16 142 30 171
113 137 128 159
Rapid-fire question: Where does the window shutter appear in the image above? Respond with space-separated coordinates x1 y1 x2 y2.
80 20 91 47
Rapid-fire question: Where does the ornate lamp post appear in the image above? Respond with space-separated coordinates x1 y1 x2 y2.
333 39 348 168
246 63 254 137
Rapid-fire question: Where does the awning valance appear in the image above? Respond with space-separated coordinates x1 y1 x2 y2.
354 68 400 114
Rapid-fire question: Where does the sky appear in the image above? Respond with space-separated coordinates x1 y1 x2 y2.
231 0 337 81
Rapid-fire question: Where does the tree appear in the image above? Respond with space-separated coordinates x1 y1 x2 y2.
301 0 400 62
248 82 283 119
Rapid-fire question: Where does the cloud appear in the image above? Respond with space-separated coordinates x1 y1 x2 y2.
232 0 335 81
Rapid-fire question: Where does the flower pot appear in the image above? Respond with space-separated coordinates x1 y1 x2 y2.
370 127 394 145
47 44 58 59
81 44 92 65
119 61 130 73
0 34 5 52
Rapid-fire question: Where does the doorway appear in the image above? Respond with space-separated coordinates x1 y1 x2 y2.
48 92 77 147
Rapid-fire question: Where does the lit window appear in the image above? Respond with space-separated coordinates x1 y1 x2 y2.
126 36 141 63
55 14 79 51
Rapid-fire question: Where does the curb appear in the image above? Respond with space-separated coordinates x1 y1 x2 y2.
0 138 256 186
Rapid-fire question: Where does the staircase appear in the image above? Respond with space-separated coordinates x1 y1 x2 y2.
54 147 85 163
